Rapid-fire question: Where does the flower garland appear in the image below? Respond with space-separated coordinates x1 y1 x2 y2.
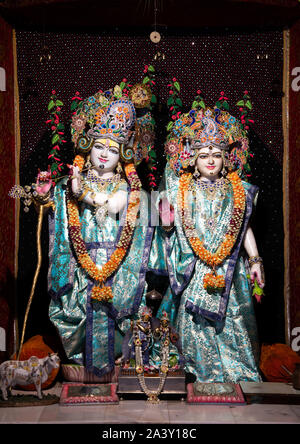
67 154 141 302
178 171 246 290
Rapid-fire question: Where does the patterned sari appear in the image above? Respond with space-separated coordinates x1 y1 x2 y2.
48 175 153 377
149 165 261 382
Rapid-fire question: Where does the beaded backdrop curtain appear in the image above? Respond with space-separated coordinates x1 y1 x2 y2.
15 28 285 346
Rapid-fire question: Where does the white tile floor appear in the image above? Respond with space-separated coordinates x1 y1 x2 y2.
0 382 300 424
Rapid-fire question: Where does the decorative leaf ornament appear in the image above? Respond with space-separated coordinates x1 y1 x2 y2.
236 91 254 131
192 89 206 111
46 90 66 180
215 91 230 111
129 65 158 190
9 183 38 212
141 64 157 106
166 77 183 131
229 90 255 178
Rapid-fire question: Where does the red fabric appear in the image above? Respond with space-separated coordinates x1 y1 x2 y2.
0 17 17 360
0 16 16 281
260 343 300 382
288 19 300 340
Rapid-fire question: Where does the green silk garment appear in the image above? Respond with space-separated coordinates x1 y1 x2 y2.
48 175 153 377
148 165 261 383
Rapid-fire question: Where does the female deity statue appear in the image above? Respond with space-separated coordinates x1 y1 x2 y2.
35 85 155 378
149 105 264 383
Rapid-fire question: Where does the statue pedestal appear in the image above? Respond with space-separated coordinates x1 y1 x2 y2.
61 364 119 383
117 368 187 400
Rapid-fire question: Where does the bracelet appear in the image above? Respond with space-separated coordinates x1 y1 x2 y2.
248 255 263 267
72 187 84 199
78 188 89 201
34 190 51 205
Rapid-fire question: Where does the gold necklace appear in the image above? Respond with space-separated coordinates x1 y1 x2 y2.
191 176 228 201
134 321 170 403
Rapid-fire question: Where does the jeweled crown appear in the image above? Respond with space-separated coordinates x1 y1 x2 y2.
71 82 155 165
87 98 136 144
164 89 253 178
71 88 136 146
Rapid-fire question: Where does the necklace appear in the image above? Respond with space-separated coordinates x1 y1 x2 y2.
192 176 228 201
191 178 227 233
81 176 126 226
67 154 141 303
134 319 170 403
94 182 122 226
178 171 246 291
87 169 122 192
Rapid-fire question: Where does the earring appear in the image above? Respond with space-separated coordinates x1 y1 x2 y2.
116 162 123 175
193 167 200 179
224 157 233 172
84 155 92 169
221 152 231 176
221 166 227 177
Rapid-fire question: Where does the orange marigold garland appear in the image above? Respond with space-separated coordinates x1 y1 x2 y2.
73 154 85 171
203 273 226 290
66 157 141 303
178 171 246 291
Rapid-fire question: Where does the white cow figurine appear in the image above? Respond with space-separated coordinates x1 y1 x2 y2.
0 353 60 400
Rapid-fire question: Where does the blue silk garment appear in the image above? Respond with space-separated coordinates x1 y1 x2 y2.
48 175 153 377
148 165 262 383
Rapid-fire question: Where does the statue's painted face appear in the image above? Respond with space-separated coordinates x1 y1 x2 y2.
90 138 120 173
195 146 223 180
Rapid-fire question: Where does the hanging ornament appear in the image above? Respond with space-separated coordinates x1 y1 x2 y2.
39 45 52 65
150 0 161 44
154 51 165 61
150 31 161 43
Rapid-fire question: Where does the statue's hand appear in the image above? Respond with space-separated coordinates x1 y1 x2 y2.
159 197 174 227
68 164 81 180
68 164 82 194
93 191 109 207
36 167 52 196
250 263 265 289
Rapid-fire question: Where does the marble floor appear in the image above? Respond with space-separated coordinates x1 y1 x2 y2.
0 382 300 425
